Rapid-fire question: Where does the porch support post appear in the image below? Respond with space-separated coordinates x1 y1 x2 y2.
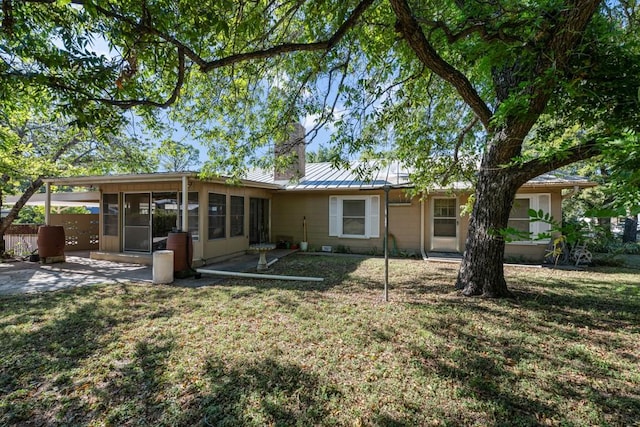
181 176 188 232
45 182 51 225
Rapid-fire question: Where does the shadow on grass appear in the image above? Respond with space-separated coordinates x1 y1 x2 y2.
0 285 181 426
0 297 119 424
95 333 177 425
1 256 637 425
405 273 640 425
415 332 557 425
510 276 640 331
191 357 341 426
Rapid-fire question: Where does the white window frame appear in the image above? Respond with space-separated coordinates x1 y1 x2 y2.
508 193 551 244
329 195 380 239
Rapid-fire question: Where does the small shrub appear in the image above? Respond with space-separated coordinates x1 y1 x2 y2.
621 242 640 254
590 239 640 255
591 255 626 267
504 255 529 264
334 245 351 254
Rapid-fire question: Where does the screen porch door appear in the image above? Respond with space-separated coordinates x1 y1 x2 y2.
249 198 270 244
123 193 151 252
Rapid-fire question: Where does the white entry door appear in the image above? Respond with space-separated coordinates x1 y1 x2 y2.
431 197 459 252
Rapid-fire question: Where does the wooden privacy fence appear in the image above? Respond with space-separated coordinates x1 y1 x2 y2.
3 214 99 255
3 224 39 256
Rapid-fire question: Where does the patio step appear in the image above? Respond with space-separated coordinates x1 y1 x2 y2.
90 251 153 265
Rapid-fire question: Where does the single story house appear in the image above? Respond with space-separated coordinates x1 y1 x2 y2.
42 151 595 266
39 122 594 264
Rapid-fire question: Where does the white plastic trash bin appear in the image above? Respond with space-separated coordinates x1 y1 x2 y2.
153 250 174 284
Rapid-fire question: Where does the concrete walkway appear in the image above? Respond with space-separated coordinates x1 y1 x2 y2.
0 249 297 295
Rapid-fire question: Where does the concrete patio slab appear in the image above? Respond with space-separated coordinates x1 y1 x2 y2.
0 255 154 295
0 249 299 295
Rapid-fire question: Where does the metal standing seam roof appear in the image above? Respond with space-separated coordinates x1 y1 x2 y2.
243 162 594 191
244 161 414 190
523 171 596 187
41 163 595 192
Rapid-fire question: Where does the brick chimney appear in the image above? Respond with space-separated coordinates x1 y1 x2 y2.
274 123 306 181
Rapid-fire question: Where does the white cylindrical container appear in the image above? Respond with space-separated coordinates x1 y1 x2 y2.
153 250 174 284
300 241 308 251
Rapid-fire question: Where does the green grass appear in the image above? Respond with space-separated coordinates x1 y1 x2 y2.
1 254 639 426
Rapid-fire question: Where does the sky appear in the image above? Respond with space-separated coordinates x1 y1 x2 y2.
87 35 333 170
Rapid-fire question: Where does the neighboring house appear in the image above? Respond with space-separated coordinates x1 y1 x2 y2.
42 124 595 264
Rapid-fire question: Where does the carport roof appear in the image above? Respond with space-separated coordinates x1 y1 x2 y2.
43 171 281 190
4 191 100 207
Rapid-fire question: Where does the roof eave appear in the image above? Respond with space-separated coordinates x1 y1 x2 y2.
43 172 196 186
43 173 282 190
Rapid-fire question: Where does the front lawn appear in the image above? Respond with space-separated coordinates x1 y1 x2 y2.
1 255 638 426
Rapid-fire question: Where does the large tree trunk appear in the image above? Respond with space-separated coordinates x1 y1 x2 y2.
622 216 638 243
454 128 525 298
455 166 520 297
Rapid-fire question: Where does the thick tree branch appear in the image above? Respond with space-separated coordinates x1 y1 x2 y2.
2 0 13 36
0 177 44 238
19 0 374 110
91 0 373 73
92 46 186 109
417 18 526 44
92 3 209 70
8 46 187 109
511 140 601 185
546 0 602 70
524 0 602 119
389 0 493 130
483 1 603 164
0 131 103 238
200 0 374 72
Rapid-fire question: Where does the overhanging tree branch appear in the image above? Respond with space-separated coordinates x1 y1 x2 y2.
511 140 601 185
92 46 186 109
90 0 374 72
523 0 602 119
417 18 526 44
545 0 602 70
7 46 186 109
440 116 479 184
200 0 374 72
17 0 374 110
389 0 493 130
